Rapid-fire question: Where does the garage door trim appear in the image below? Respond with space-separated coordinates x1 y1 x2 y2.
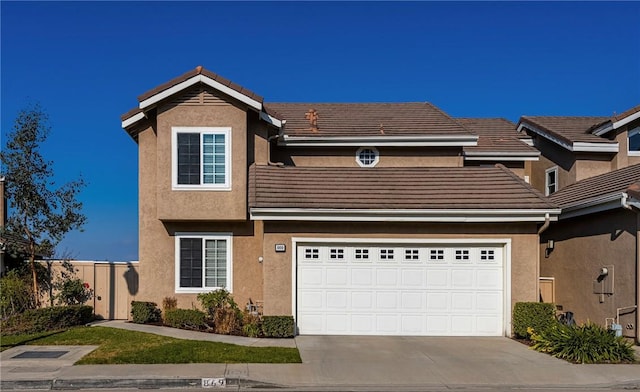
291 237 512 336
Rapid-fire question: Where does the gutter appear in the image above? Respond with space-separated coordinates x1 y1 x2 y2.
621 192 640 344
278 134 479 147
267 135 284 167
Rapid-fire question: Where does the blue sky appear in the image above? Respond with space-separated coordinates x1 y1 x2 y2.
1 1 639 261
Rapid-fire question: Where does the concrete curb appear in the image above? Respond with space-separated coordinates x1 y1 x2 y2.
1 378 283 391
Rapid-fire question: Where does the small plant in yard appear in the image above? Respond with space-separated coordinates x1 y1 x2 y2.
164 308 208 331
55 278 93 306
131 301 162 324
198 289 242 335
0 270 35 318
242 311 262 338
162 296 178 314
0 305 93 335
261 316 295 338
530 322 636 364
512 302 556 339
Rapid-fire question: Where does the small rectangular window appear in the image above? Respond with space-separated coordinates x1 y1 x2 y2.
455 250 470 261
380 249 394 260
173 127 231 190
480 250 495 261
545 167 558 196
176 234 231 293
629 127 640 155
330 248 344 259
304 248 319 259
405 249 419 260
429 249 444 261
355 249 369 259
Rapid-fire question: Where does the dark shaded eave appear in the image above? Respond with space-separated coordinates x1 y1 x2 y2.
517 116 613 146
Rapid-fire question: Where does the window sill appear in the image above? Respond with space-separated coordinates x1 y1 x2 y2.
175 287 228 294
172 185 232 191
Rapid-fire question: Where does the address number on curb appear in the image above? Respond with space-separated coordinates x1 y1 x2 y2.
202 378 226 388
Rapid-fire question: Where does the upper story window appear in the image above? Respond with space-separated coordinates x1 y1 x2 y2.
356 147 379 167
172 127 231 190
545 166 558 196
629 127 640 156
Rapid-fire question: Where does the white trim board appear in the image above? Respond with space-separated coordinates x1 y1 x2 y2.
279 135 478 147
517 123 619 153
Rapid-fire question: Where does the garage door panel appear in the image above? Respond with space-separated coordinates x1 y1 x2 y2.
297 243 504 336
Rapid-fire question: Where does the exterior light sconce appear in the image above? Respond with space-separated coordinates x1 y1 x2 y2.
258 256 264 264
545 239 554 258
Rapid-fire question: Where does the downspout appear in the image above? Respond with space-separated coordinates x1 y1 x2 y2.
536 213 551 306
621 193 640 344
267 134 284 167
537 213 551 235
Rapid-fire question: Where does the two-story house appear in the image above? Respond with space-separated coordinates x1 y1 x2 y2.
517 107 640 343
121 66 559 337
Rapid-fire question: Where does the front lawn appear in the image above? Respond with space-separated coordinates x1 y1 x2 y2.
0 326 301 364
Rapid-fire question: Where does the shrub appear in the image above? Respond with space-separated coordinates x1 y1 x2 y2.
242 312 262 338
55 278 93 306
131 301 161 324
198 289 243 335
512 302 556 339
531 322 636 364
0 270 35 318
164 308 207 330
162 296 177 314
0 305 93 335
262 316 295 338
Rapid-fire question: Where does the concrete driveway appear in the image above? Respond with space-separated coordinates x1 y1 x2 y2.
270 335 640 389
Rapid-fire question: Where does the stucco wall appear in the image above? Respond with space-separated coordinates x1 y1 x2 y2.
540 209 638 339
154 95 248 221
613 120 640 169
273 147 463 168
261 221 540 320
530 136 576 194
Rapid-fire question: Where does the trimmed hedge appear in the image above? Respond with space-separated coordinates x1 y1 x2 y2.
164 308 208 330
0 305 93 335
513 302 557 339
262 316 295 338
131 301 161 324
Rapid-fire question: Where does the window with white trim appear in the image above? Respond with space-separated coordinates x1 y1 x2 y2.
330 248 345 259
545 166 558 196
356 147 379 167
172 127 231 190
355 248 369 260
175 234 231 292
455 249 470 261
629 127 640 156
405 249 419 260
380 249 394 260
304 248 319 259
480 249 495 261
429 249 444 261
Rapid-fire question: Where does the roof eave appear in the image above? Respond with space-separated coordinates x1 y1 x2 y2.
463 151 540 161
557 192 626 220
278 135 478 147
517 123 618 153
250 208 560 222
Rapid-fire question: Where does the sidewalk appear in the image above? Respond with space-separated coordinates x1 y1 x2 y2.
2 321 639 391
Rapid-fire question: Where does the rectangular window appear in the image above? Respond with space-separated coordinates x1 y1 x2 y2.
405 249 419 260
545 166 558 196
355 249 369 260
629 127 640 156
480 249 495 261
455 249 470 261
380 249 394 260
175 234 231 293
304 248 319 259
330 248 344 259
429 249 444 261
172 127 231 190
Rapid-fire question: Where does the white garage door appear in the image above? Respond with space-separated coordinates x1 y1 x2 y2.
296 242 504 336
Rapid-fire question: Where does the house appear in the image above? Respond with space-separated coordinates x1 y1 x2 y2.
517 107 640 343
120 66 560 336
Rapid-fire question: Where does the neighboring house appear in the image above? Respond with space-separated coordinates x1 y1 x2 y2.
517 107 640 343
120 66 560 336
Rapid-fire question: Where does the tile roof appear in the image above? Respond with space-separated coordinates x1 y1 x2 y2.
518 116 612 145
458 118 538 155
613 104 640 122
549 163 640 209
249 164 556 210
264 103 473 137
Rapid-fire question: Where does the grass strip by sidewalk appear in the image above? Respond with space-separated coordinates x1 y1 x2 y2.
0 326 301 364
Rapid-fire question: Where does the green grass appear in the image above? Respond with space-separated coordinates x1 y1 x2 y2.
1 326 301 364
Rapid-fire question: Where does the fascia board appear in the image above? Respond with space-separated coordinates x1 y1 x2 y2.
463 156 540 162
139 75 262 112
121 112 145 129
591 122 614 136
558 193 624 220
279 135 478 147
259 112 282 128
250 208 560 222
572 142 619 153
519 123 618 153
613 111 640 129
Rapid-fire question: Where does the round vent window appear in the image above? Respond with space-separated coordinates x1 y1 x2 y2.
356 147 379 167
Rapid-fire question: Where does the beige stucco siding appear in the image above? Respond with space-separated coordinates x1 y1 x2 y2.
261 222 540 320
540 209 638 339
613 121 640 169
574 154 614 182
154 100 248 221
274 147 463 168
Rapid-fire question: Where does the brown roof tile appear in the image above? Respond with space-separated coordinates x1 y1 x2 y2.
249 164 555 210
136 66 264 104
264 102 474 137
613 104 640 122
459 118 538 155
518 116 611 144
549 164 640 209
